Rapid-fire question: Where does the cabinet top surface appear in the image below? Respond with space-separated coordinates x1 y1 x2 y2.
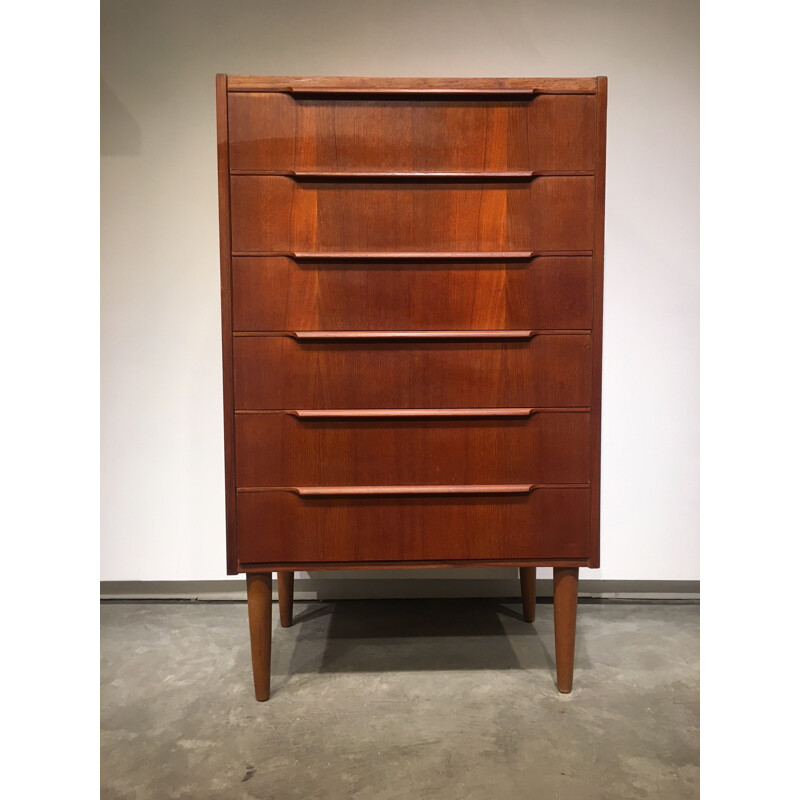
222 75 603 93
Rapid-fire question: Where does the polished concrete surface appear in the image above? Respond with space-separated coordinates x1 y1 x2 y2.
101 600 699 799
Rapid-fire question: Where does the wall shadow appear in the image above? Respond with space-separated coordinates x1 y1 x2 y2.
101 77 141 155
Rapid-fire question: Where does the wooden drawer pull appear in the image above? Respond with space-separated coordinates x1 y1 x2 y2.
289 251 537 261
282 87 537 97
236 484 589 496
291 330 541 341
231 251 594 259
229 170 593 180
294 484 536 496
290 170 537 180
292 408 539 419
231 169 594 183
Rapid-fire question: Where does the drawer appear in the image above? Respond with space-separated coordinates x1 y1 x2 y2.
227 93 596 172
235 410 590 486
236 487 591 564
232 334 591 409
229 176 593 253
232 256 593 332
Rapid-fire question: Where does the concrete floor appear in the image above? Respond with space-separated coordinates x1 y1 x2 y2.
101 599 699 800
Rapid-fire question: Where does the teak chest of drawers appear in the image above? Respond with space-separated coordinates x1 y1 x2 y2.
216 75 607 700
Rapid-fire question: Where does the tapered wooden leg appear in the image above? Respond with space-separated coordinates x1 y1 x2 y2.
246 572 272 701
520 567 536 622
278 571 294 627
553 567 579 693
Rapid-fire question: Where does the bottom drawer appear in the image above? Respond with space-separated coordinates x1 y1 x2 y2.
236 488 590 564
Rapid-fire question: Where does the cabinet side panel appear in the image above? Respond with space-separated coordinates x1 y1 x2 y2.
217 74 238 574
589 77 607 568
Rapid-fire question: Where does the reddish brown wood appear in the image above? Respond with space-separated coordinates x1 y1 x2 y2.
285 484 579 496
230 176 593 254
237 488 590 564
232 334 591 410
217 75 606 696
232 256 592 332
241 558 588 571
225 76 598 93
520 567 536 622
246 572 272 701
233 250 592 258
553 567 579 692
290 251 540 259
277 571 294 628
287 330 583 340
589 77 608 569
216 74 238 575
235 411 590 487
228 93 595 172
232 170 593 178
288 408 577 418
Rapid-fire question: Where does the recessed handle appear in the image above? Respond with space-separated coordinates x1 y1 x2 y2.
291 408 538 419
289 251 536 261
291 330 537 341
284 87 536 97
289 170 537 179
230 250 594 259
229 170 592 180
235 483 590 495
293 484 536 496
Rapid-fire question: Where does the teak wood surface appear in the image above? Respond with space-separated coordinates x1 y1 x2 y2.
236 487 591 563
232 334 591 410
216 75 607 700
234 411 591 486
228 92 596 173
231 256 593 332
229 175 594 253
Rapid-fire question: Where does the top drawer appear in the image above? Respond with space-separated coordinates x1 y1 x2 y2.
227 93 596 173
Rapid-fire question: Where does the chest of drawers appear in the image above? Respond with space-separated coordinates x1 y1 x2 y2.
216 75 607 700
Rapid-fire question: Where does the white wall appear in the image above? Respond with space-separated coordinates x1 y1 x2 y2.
101 0 698 582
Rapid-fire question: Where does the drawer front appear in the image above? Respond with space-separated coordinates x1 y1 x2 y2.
235 411 590 487
232 256 593 332
237 488 590 563
229 176 593 253
228 93 596 172
232 334 591 409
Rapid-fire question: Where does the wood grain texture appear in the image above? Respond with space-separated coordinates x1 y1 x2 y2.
589 77 608 569
229 176 594 253
277 571 294 628
234 411 590 487
231 256 592 332
553 567 579 692
217 76 606 696
226 76 598 93
286 330 578 341
232 334 591 409
289 251 544 259
241 558 588 571
216 74 238 575
286 408 574 418
520 567 536 622
237 488 591 563
281 485 555 496
246 572 272 701
228 93 596 172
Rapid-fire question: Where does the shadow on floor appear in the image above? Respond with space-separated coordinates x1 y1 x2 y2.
282 598 561 675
